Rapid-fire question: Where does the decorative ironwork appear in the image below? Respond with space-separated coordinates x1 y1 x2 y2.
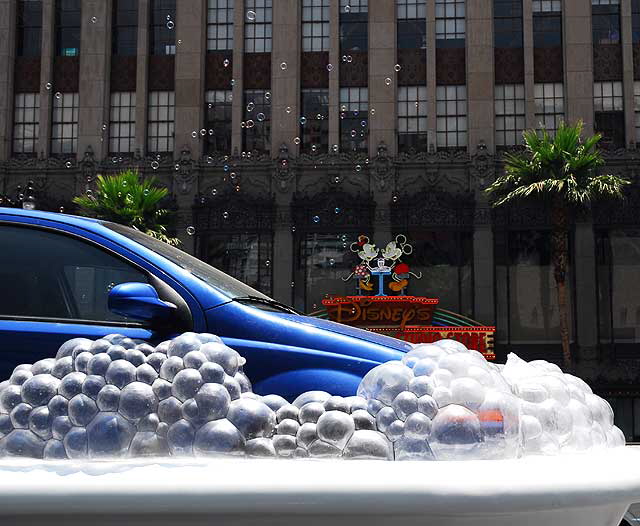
593 185 640 228
110 56 137 91
634 44 640 81
291 189 376 231
469 140 496 183
339 51 368 87
436 48 466 86
13 57 41 93
593 44 623 81
301 51 329 88
533 46 563 83
193 190 276 232
494 48 524 84
397 49 426 85
391 188 476 230
148 56 175 90
53 56 80 92
205 52 233 90
243 53 271 89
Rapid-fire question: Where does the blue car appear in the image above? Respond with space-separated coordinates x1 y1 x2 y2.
0 207 410 400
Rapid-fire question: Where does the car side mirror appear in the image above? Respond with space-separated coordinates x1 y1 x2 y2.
108 282 177 323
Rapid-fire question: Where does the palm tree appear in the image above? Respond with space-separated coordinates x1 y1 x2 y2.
485 121 629 368
73 170 181 246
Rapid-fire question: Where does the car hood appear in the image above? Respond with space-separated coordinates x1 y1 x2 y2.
274 313 413 353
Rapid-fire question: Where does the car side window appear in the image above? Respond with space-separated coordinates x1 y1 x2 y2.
0 224 149 323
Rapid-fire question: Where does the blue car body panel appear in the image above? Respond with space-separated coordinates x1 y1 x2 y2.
0 208 412 399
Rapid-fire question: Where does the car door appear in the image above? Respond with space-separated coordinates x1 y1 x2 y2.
0 223 190 379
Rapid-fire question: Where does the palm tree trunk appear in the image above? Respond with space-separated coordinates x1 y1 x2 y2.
551 199 571 369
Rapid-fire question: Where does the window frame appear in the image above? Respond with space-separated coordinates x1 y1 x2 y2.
16 0 43 57
495 83 526 148
398 85 428 152
55 0 81 57
494 0 524 48
436 84 467 150
339 86 369 153
340 0 368 52
150 0 176 56
109 91 136 155
301 88 329 154
0 222 153 327
435 0 466 48
112 0 138 56
302 0 330 52
534 82 564 136
50 92 79 156
12 92 40 156
397 0 426 50
242 89 272 153
204 89 233 155
147 90 175 154
244 0 272 53
207 0 234 52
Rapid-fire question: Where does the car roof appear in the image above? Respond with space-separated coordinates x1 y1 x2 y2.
0 207 102 226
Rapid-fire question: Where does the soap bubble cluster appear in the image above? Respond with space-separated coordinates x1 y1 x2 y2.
0 334 625 461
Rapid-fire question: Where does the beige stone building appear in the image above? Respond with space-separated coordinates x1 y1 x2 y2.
1 0 640 437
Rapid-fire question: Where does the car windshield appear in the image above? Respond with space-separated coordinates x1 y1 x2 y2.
104 221 272 302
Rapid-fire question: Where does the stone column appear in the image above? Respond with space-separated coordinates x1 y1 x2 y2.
522 0 536 130
466 0 495 154
0 0 16 161
574 220 599 354
473 194 496 326
271 0 300 157
564 0 593 135
135 0 150 156
78 0 112 160
230 3 244 153
328 0 340 150
368 1 396 158
621 0 635 146
38 0 55 157
426 0 436 149
174 0 205 159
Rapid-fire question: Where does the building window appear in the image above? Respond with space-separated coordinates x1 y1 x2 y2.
397 0 426 50
495 229 573 347
204 90 233 154
635 81 640 143
244 0 272 53
147 91 175 153
436 85 467 149
340 0 368 52
340 87 368 153
435 0 466 48
150 0 176 55
596 229 640 348
12 93 39 155
495 84 525 147
55 0 81 56
301 89 329 153
112 0 138 56
109 92 136 154
532 0 561 11
535 83 564 135
16 0 42 57
606 397 639 443
633 0 640 43
592 0 620 45
533 3 562 48
398 86 428 152
302 0 329 52
594 81 625 147
243 89 271 152
207 0 234 51
51 92 78 156
494 0 523 48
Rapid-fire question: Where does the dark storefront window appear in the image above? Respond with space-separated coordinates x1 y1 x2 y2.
402 231 474 317
16 0 42 57
204 90 232 155
297 233 361 313
112 0 138 56
340 0 368 52
55 0 81 57
243 89 271 153
495 229 574 348
596 230 640 348
397 0 426 50
592 1 621 45
494 0 523 48
301 89 329 154
606 397 640 443
150 0 176 55
199 233 273 297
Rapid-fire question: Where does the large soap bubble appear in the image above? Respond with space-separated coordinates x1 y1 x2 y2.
0 333 625 461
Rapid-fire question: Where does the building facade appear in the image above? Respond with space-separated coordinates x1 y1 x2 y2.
1 0 640 437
